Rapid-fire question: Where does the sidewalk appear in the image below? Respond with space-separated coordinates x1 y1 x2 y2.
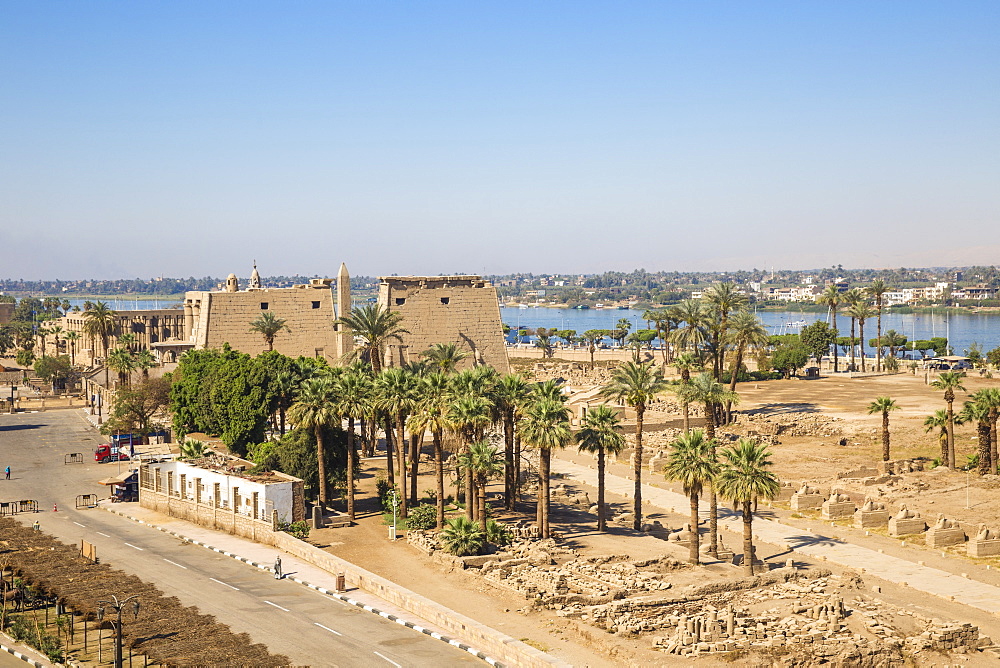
553 458 1000 615
102 503 502 665
0 632 52 668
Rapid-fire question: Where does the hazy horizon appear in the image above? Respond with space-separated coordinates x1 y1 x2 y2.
3 2 998 280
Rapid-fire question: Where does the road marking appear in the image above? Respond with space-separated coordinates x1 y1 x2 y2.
124 543 144 551
314 622 342 636
73 522 86 527
209 578 239 590
163 559 188 569
97 532 111 537
264 600 289 612
373 651 402 667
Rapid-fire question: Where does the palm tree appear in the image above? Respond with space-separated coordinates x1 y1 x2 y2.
82 301 117 361
599 361 669 531
335 371 372 520
847 302 875 372
959 399 992 475
670 300 707 363
135 349 156 378
458 441 505 523
117 332 136 351
715 439 780 575
410 372 452 528
64 331 80 366
868 279 890 372
492 374 530 510
519 397 571 538
105 347 136 388
841 289 864 370
448 394 493 522
867 396 900 461
48 325 63 355
931 371 966 468
663 429 719 565
375 367 416 516
704 282 748 380
673 353 700 432
816 285 842 372
440 516 485 556
248 312 289 351
974 388 1000 473
420 342 469 374
288 376 338 506
725 310 768 422
36 326 50 358
924 409 958 468
575 405 626 531
336 303 408 373
580 330 604 369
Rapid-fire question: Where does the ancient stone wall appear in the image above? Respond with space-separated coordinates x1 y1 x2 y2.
378 275 510 373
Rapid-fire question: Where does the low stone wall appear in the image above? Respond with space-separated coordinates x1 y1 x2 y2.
140 489 279 546
270 532 567 668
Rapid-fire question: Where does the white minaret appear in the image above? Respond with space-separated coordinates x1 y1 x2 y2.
336 262 353 359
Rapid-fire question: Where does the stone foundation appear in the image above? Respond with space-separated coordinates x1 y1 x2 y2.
888 505 926 537
821 493 855 520
853 498 889 529
925 515 966 548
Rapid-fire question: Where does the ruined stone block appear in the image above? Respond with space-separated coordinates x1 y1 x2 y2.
774 482 796 503
888 505 926 537
967 525 1000 557
925 515 966 548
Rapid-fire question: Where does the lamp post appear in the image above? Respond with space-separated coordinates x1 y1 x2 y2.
96 595 140 668
389 488 398 540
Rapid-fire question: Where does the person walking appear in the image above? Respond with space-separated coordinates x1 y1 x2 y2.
5 466 9 480
274 556 282 580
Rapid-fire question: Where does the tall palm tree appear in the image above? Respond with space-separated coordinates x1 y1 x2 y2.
135 349 156 379
335 371 372 520
375 367 416 517
673 353 701 432
288 376 338 507
868 279 890 372
663 429 719 565
580 330 604 369
249 312 290 351
105 347 136 388
599 361 669 531
420 342 470 374
670 300 707 363
575 405 626 531
410 372 452 528
931 371 966 468
924 409 961 469
847 302 875 372
725 310 768 422
82 301 117 361
841 289 864 370
336 303 409 373
64 331 80 366
959 399 992 475
704 282 748 380
48 324 63 355
458 441 505 523
492 374 530 510
448 394 493 522
715 439 780 575
36 326 50 358
519 397 571 538
816 285 842 372
974 388 1000 473
677 372 738 557
867 396 900 461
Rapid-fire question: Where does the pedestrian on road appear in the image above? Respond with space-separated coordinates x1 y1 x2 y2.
274 556 282 580
4 466 9 480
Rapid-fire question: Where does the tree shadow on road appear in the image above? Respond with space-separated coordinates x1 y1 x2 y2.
745 403 819 415
0 424 44 431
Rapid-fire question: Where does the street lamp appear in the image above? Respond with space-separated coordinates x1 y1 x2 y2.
388 488 398 541
96 594 140 668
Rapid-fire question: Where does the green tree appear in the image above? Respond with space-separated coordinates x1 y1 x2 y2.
847 302 875 372
771 342 810 378
663 429 719 565
867 279 890 372
799 321 836 363
105 347 137 388
930 371 967 468
715 439 780 575
457 441 505 523
580 329 606 369
986 346 1000 369
440 516 485 556
287 375 338 506
670 299 707 363
33 355 73 393
420 342 469 374
969 388 1000 473
867 396 900 461
599 361 669 530
334 371 372 520
336 303 408 373
63 331 80 366
575 405 626 531
82 301 117 360
101 377 171 444
519 396 571 539
492 373 530 510
841 288 865 370
409 372 452 528
704 282 748 380
959 399 992 475
448 394 493 522
725 310 768 421
375 367 417 515
924 409 958 469
249 312 290 352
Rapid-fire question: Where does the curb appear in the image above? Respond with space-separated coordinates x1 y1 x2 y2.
103 506 501 666
0 638 48 668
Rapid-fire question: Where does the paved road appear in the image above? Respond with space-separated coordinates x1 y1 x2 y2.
0 410 481 667
554 457 1000 615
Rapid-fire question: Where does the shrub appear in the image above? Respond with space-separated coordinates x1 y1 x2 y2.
484 519 511 546
440 516 485 556
406 504 437 530
279 520 310 539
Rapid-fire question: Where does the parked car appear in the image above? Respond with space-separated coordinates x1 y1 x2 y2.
95 444 130 464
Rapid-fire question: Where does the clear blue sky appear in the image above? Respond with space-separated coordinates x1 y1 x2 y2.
2 2 998 280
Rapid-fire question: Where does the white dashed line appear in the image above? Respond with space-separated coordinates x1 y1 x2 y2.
209 578 239 590
96 532 111 537
264 600 289 612
163 559 187 569
73 521 86 527
373 651 402 667
314 622 342 635
124 543 143 551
